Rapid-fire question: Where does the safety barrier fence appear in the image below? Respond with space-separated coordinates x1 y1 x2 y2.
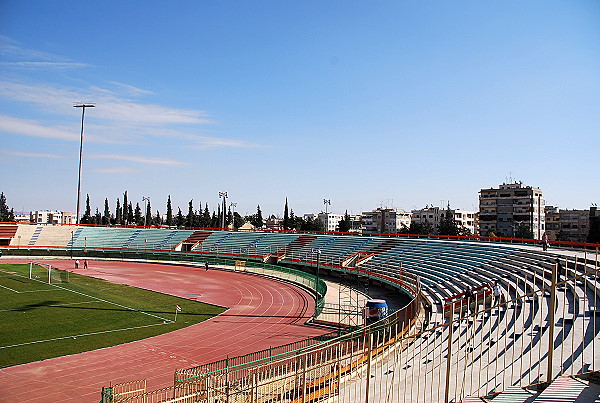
2 241 599 402
102 295 420 403
101 259 598 403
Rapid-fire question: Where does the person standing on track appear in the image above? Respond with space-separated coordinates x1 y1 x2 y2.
205 262 209 271
83 260 88 269
492 280 503 308
75 260 79 269
464 286 475 316
542 232 549 251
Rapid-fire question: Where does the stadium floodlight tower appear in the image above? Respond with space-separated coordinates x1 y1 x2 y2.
73 102 95 225
142 196 150 227
219 192 228 229
323 199 331 214
230 202 237 229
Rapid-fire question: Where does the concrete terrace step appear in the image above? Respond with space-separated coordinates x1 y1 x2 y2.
533 376 600 403
490 386 537 403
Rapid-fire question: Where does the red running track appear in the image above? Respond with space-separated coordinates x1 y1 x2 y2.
0 259 330 402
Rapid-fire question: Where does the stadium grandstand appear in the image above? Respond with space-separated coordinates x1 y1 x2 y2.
1 222 599 402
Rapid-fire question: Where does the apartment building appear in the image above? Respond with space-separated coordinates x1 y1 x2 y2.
361 208 411 234
317 212 344 232
411 206 477 235
30 210 74 225
545 206 596 242
479 182 545 239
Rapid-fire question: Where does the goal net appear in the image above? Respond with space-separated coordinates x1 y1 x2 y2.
29 261 69 284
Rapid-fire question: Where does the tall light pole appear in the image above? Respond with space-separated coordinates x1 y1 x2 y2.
316 248 321 295
142 196 150 227
219 192 228 229
323 199 331 232
74 102 95 225
230 202 237 229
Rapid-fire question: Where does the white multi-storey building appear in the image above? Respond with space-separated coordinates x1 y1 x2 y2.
479 182 545 239
411 206 476 235
317 212 344 232
30 210 74 225
361 208 411 234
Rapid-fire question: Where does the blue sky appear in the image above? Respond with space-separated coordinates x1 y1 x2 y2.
1 1 599 218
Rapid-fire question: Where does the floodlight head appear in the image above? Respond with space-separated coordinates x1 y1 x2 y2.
73 102 95 108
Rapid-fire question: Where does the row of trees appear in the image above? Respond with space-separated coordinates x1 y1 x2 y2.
2 191 599 242
79 192 324 231
80 192 260 229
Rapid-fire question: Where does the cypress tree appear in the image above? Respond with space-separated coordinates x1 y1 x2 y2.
339 210 351 232
127 202 134 225
202 203 211 227
115 198 122 225
176 208 184 227
134 203 142 225
102 198 111 225
166 195 173 226
211 211 219 228
81 194 92 224
186 200 194 227
283 198 289 230
122 191 128 225
145 200 152 227
438 203 459 236
252 205 264 228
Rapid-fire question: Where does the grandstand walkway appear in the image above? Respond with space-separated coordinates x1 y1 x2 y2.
0 258 331 403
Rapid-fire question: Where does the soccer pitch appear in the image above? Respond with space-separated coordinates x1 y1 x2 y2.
0 263 226 368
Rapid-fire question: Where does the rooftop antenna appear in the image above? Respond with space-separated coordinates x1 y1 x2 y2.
73 102 95 225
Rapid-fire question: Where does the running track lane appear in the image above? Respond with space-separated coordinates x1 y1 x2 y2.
0 259 330 402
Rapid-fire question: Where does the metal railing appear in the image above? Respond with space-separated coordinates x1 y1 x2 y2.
104 259 598 403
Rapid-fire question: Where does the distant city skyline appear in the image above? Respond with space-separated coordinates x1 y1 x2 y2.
1 2 598 217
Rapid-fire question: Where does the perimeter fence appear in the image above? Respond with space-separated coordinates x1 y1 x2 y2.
100 261 599 403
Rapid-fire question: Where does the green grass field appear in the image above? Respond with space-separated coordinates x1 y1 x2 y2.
0 263 226 368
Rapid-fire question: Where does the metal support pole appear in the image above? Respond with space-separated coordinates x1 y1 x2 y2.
365 332 373 403
546 262 558 384
302 356 308 403
444 303 455 403
74 103 94 225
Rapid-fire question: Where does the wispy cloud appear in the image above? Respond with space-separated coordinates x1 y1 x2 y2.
0 149 64 159
89 167 138 174
0 114 78 141
0 36 263 151
108 81 154 96
0 35 90 70
0 114 126 144
87 153 186 166
0 61 90 69
0 81 212 125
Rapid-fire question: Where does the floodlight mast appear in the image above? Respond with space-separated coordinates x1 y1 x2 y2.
74 102 95 225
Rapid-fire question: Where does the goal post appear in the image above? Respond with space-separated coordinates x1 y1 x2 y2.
29 261 69 284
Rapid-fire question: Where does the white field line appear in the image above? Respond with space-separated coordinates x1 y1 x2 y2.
0 267 172 324
0 283 19 292
0 322 170 349
0 283 59 294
